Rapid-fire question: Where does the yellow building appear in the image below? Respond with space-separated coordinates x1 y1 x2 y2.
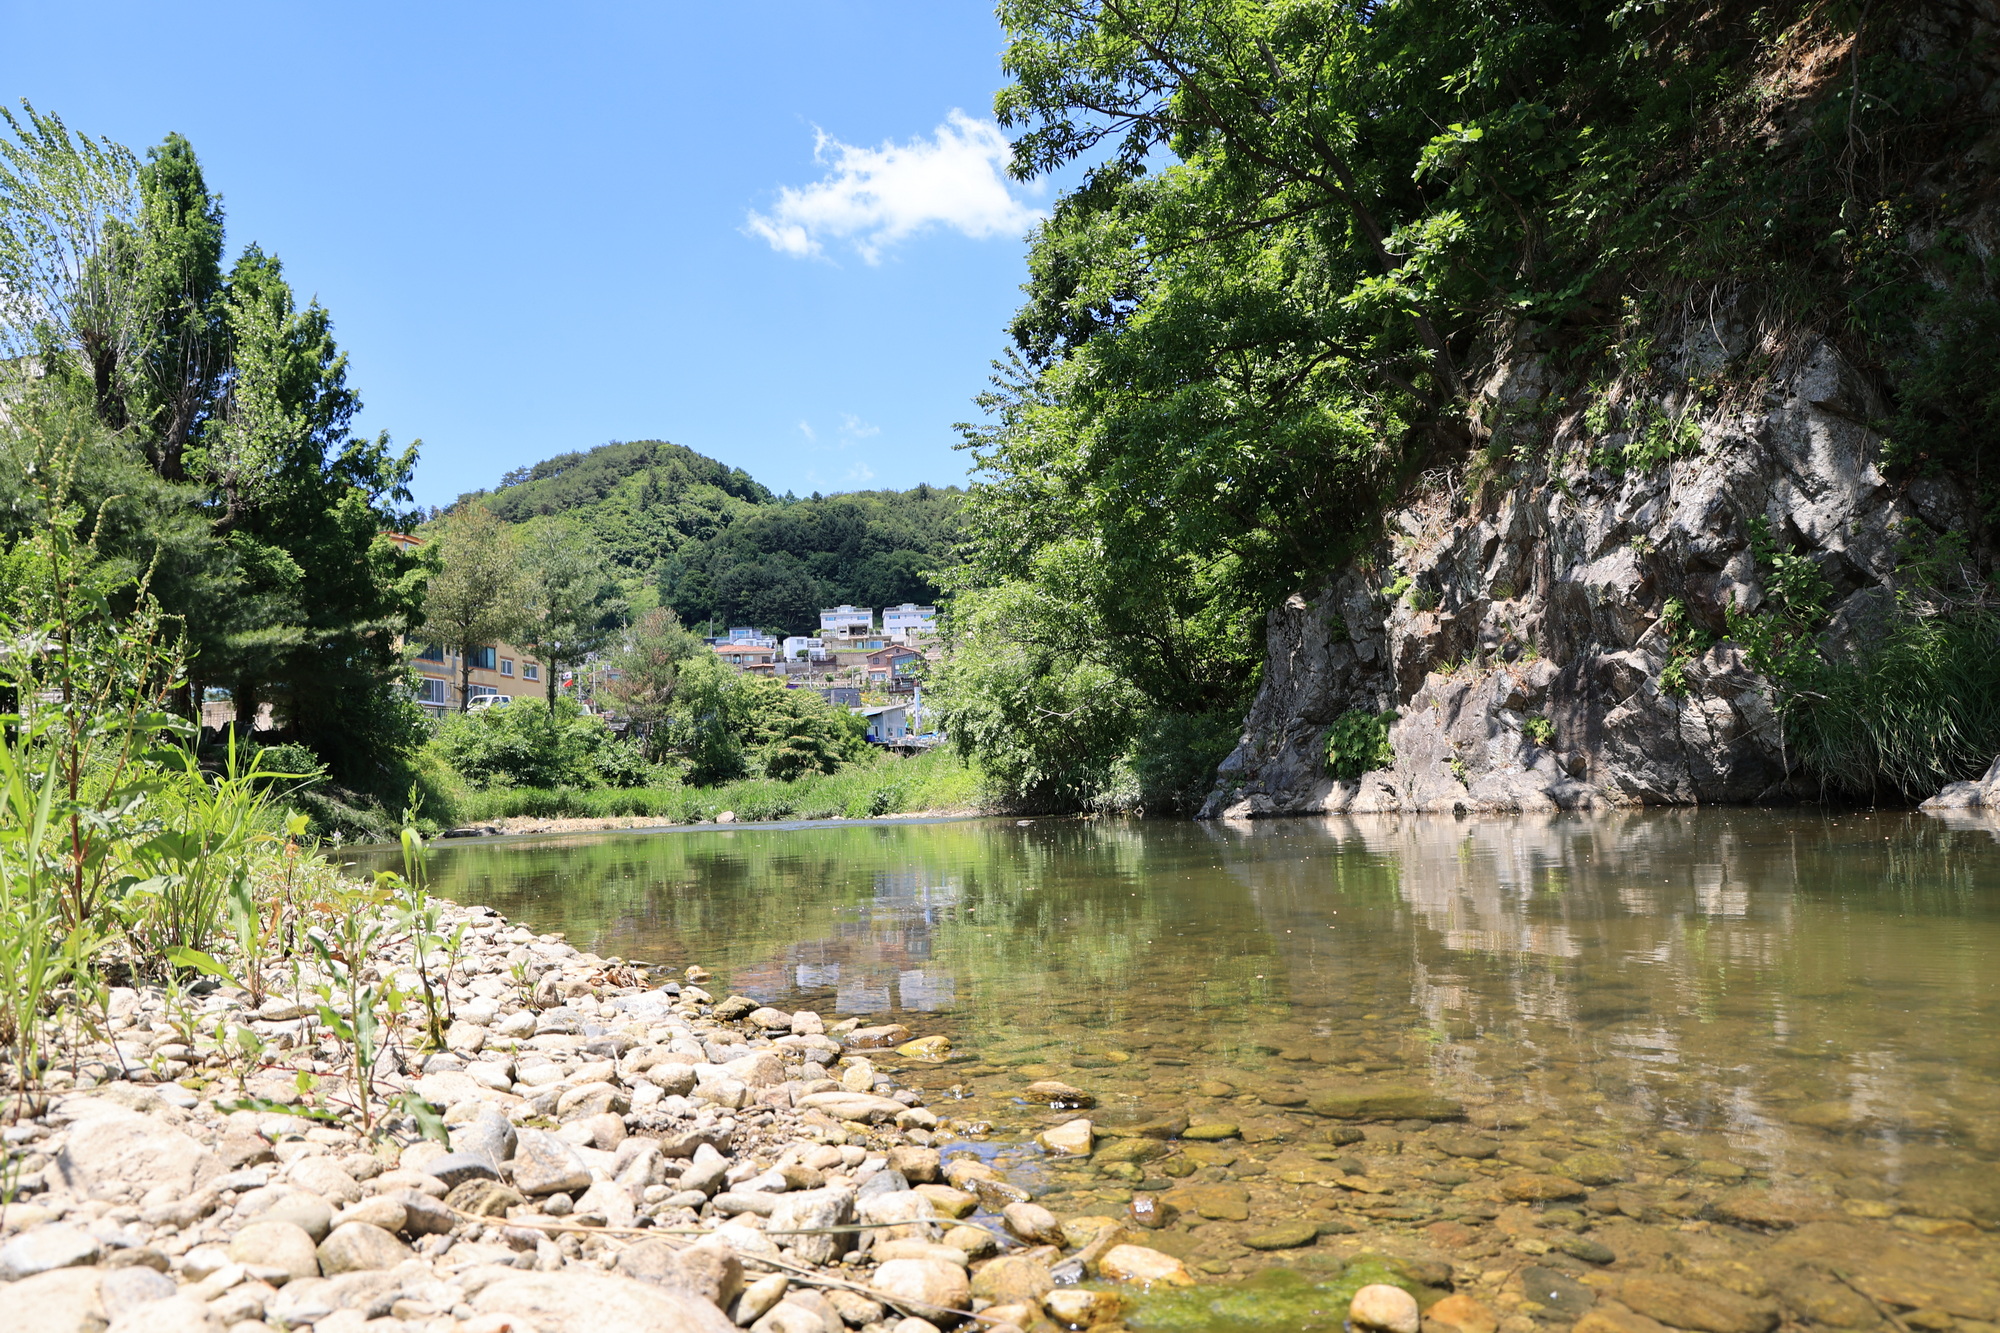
385 533 547 717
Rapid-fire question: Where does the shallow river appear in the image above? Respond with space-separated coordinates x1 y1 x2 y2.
368 811 2000 1330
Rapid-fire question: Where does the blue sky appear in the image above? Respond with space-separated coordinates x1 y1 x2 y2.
0 3 1050 508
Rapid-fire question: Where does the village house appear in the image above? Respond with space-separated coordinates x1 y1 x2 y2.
883 602 938 644
383 534 547 717
855 703 910 742
864 645 922 685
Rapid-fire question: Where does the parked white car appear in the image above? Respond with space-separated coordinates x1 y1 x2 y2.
468 694 512 711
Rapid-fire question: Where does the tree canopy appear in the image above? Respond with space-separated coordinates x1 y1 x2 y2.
458 437 962 637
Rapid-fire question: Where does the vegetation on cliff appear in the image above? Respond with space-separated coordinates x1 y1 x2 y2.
939 0 2000 808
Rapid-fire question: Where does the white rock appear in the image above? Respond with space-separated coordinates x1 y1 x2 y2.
871 1259 970 1319
225 1219 319 1282
470 1270 738 1333
0 1223 101 1280
53 1108 221 1201
9 1267 105 1333
1349 1283 1421 1333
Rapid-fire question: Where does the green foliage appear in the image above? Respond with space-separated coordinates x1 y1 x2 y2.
602 606 702 754
1523 714 1555 747
930 581 1148 812
0 108 428 803
737 678 869 782
515 519 628 711
1659 596 1717 698
1737 520 2000 800
467 438 961 636
1724 518 1832 685
449 746 981 825
964 0 1999 808
1323 710 1397 781
1126 711 1242 816
429 697 647 792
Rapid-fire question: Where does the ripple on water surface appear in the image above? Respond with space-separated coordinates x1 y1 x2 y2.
365 810 2000 1327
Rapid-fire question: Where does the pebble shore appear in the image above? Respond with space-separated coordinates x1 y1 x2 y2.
0 897 1270 1333
9 892 1998 1333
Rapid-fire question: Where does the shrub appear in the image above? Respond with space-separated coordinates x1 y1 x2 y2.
1324 710 1398 780
428 697 640 791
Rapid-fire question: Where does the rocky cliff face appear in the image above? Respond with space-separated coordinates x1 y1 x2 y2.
1203 334 1976 818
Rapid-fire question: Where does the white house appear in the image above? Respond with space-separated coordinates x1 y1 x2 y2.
782 636 827 661
854 703 909 742
819 605 874 639
883 603 938 644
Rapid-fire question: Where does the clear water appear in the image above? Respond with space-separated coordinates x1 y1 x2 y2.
358 811 2000 1323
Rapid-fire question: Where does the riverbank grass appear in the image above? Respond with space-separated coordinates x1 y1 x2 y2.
445 745 983 824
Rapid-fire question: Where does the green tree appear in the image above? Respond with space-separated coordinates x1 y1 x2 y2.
737 677 868 781
518 520 628 713
419 506 526 712
126 132 225 481
603 606 702 757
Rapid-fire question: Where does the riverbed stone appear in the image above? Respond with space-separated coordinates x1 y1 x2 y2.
226 1219 318 1281
54 1108 220 1201
1093 1136 1169 1166
1169 1182 1250 1221
235 1185 334 1240
794 1091 906 1123
1618 1275 1779 1333
1182 1121 1241 1141
1244 1220 1319 1250
1349 1283 1420 1333
0 1224 101 1280
767 1187 855 1266
1098 1244 1194 1288
473 1269 739 1333
1040 1289 1118 1330
971 1255 1054 1306
287 1155 362 1205
1037 1118 1094 1156
872 1259 970 1317
886 1146 941 1183
1425 1294 1500 1333
1024 1080 1094 1109
1501 1172 1588 1202
511 1129 593 1195
424 1150 502 1188
1306 1085 1464 1121
1561 1151 1627 1185
845 1024 912 1049
315 1221 410 1274
1001 1201 1063 1245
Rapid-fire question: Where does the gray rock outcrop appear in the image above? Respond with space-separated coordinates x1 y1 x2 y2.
1205 337 1961 817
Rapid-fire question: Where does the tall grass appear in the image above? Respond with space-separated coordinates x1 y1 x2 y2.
449 747 985 825
1785 608 2000 801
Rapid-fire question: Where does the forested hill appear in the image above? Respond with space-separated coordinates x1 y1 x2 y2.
458 439 962 636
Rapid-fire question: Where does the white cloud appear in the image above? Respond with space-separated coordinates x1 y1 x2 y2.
746 111 1043 263
797 420 817 442
845 461 877 484
839 414 879 440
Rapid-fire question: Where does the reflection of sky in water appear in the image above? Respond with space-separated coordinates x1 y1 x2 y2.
735 870 963 1015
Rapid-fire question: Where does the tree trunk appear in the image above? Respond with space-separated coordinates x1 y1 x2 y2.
458 652 473 712
232 675 259 746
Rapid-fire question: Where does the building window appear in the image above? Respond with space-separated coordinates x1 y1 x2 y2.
416 677 447 704
500 659 514 677
414 643 445 663
469 685 498 700
523 664 539 681
471 646 496 670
